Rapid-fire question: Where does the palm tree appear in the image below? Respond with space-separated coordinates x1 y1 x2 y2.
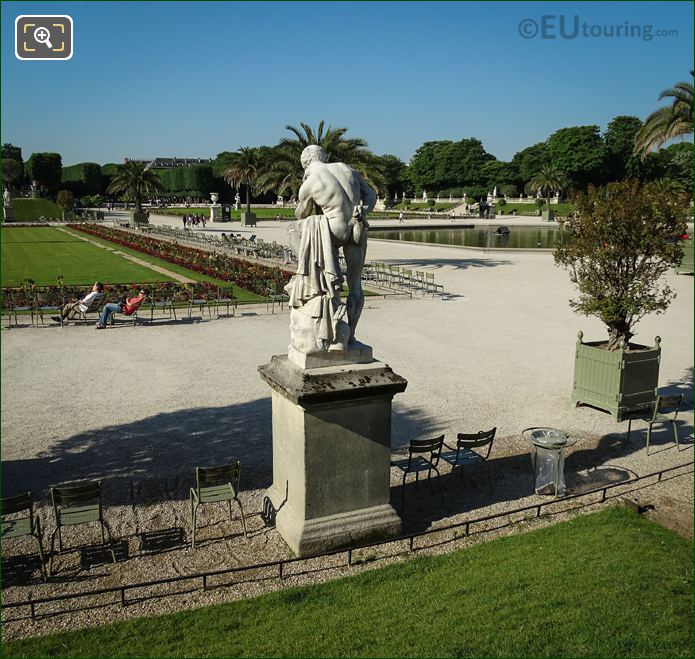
107 160 163 213
530 165 568 211
260 121 384 195
220 147 268 213
634 72 693 160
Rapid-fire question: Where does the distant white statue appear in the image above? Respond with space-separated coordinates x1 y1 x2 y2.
493 186 498 197
286 145 376 357
3 188 11 208
277 194 284 207
422 190 427 201
234 192 241 211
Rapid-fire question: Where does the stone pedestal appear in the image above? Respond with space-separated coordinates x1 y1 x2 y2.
258 355 407 556
209 205 222 222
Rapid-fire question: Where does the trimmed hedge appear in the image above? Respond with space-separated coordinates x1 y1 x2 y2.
7 198 63 221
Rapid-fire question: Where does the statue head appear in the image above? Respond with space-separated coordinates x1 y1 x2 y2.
300 145 328 169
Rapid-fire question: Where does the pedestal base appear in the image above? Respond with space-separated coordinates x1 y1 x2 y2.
209 205 222 222
259 356 407 556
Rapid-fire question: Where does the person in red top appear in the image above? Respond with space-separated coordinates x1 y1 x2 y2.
96 289 147 329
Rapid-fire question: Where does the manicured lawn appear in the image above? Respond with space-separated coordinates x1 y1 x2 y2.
4 506 692 658
62 228 264 302
1 227 173 287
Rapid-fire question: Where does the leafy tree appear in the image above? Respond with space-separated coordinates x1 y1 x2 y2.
220 146 268 213
261 121 383 195
548 126 605 190
56 189 74 213
511 142 549 188
409 138 494 192
377 154 408 198
501 184 518 197
663 142 693 188
2 158 22 188
554 179 687 350
480 160 518 191
25 152 62 193
106 160 163 212
603 116 643 181
2 143 23 163
530 165 568 210
634 71 693 159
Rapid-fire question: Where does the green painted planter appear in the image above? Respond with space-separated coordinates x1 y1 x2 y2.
571 331 660 422
675 236 693 274
541 209 555 222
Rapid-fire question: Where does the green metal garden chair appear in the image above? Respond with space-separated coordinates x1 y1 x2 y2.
36 288 64 327
216 285 237 318
188 285 214 320
391 435 444 510
441 427 497 493
265 280 288 314
190 461 248 549
48 481 117 576
1 491 47 580
625 394 685 455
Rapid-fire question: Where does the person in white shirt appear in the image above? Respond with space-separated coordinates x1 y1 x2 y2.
56 282 105 322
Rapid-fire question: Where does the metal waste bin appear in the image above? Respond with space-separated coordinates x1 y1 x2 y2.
522 427 576 496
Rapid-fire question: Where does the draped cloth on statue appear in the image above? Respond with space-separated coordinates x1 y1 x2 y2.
285 215 346 350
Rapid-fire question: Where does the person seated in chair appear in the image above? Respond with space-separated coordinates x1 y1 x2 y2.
96 289 147 329
55 282 104 322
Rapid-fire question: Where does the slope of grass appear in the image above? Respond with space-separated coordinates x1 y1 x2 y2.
1 227 172 286
4 506 692 658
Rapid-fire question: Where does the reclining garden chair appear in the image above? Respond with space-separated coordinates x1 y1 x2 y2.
1 491 47 580
441 427 497 493
391 435 444 510
625 393 685 455
48 481 117 576
190 461 248 549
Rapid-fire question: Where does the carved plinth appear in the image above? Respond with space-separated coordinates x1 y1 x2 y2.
258 355 407 556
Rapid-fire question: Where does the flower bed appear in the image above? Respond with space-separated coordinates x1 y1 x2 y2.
67 224 291 296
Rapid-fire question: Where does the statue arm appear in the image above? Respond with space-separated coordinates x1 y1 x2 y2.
358 175 377 214
295 174 321 219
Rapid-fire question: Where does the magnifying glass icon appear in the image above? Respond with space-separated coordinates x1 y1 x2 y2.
33 26 53 49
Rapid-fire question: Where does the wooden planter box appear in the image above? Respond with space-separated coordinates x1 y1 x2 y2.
571 331 660 422
131 211 149 226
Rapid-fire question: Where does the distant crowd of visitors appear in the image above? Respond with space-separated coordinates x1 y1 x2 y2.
182 214 206 228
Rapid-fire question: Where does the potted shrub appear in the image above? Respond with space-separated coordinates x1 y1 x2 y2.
555 179 687 421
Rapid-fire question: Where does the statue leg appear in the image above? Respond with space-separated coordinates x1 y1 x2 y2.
343 231 367 346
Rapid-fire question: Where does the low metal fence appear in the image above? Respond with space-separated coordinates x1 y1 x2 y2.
3 459 692 622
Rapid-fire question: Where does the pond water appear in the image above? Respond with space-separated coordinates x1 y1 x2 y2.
368 226 566 249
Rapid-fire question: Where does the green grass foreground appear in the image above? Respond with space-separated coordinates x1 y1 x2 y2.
1 227 173 287
4 506 692 658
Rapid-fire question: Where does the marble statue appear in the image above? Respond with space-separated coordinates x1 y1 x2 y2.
286 145 376 361
3 188 11 207
234 192 241 210
422 190 427 201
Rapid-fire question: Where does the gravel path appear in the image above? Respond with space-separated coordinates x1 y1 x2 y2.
2 225 692 639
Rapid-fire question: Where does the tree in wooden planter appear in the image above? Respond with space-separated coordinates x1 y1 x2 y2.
554 179 688 421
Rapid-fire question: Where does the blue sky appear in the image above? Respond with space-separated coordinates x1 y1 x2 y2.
1 1 692 166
